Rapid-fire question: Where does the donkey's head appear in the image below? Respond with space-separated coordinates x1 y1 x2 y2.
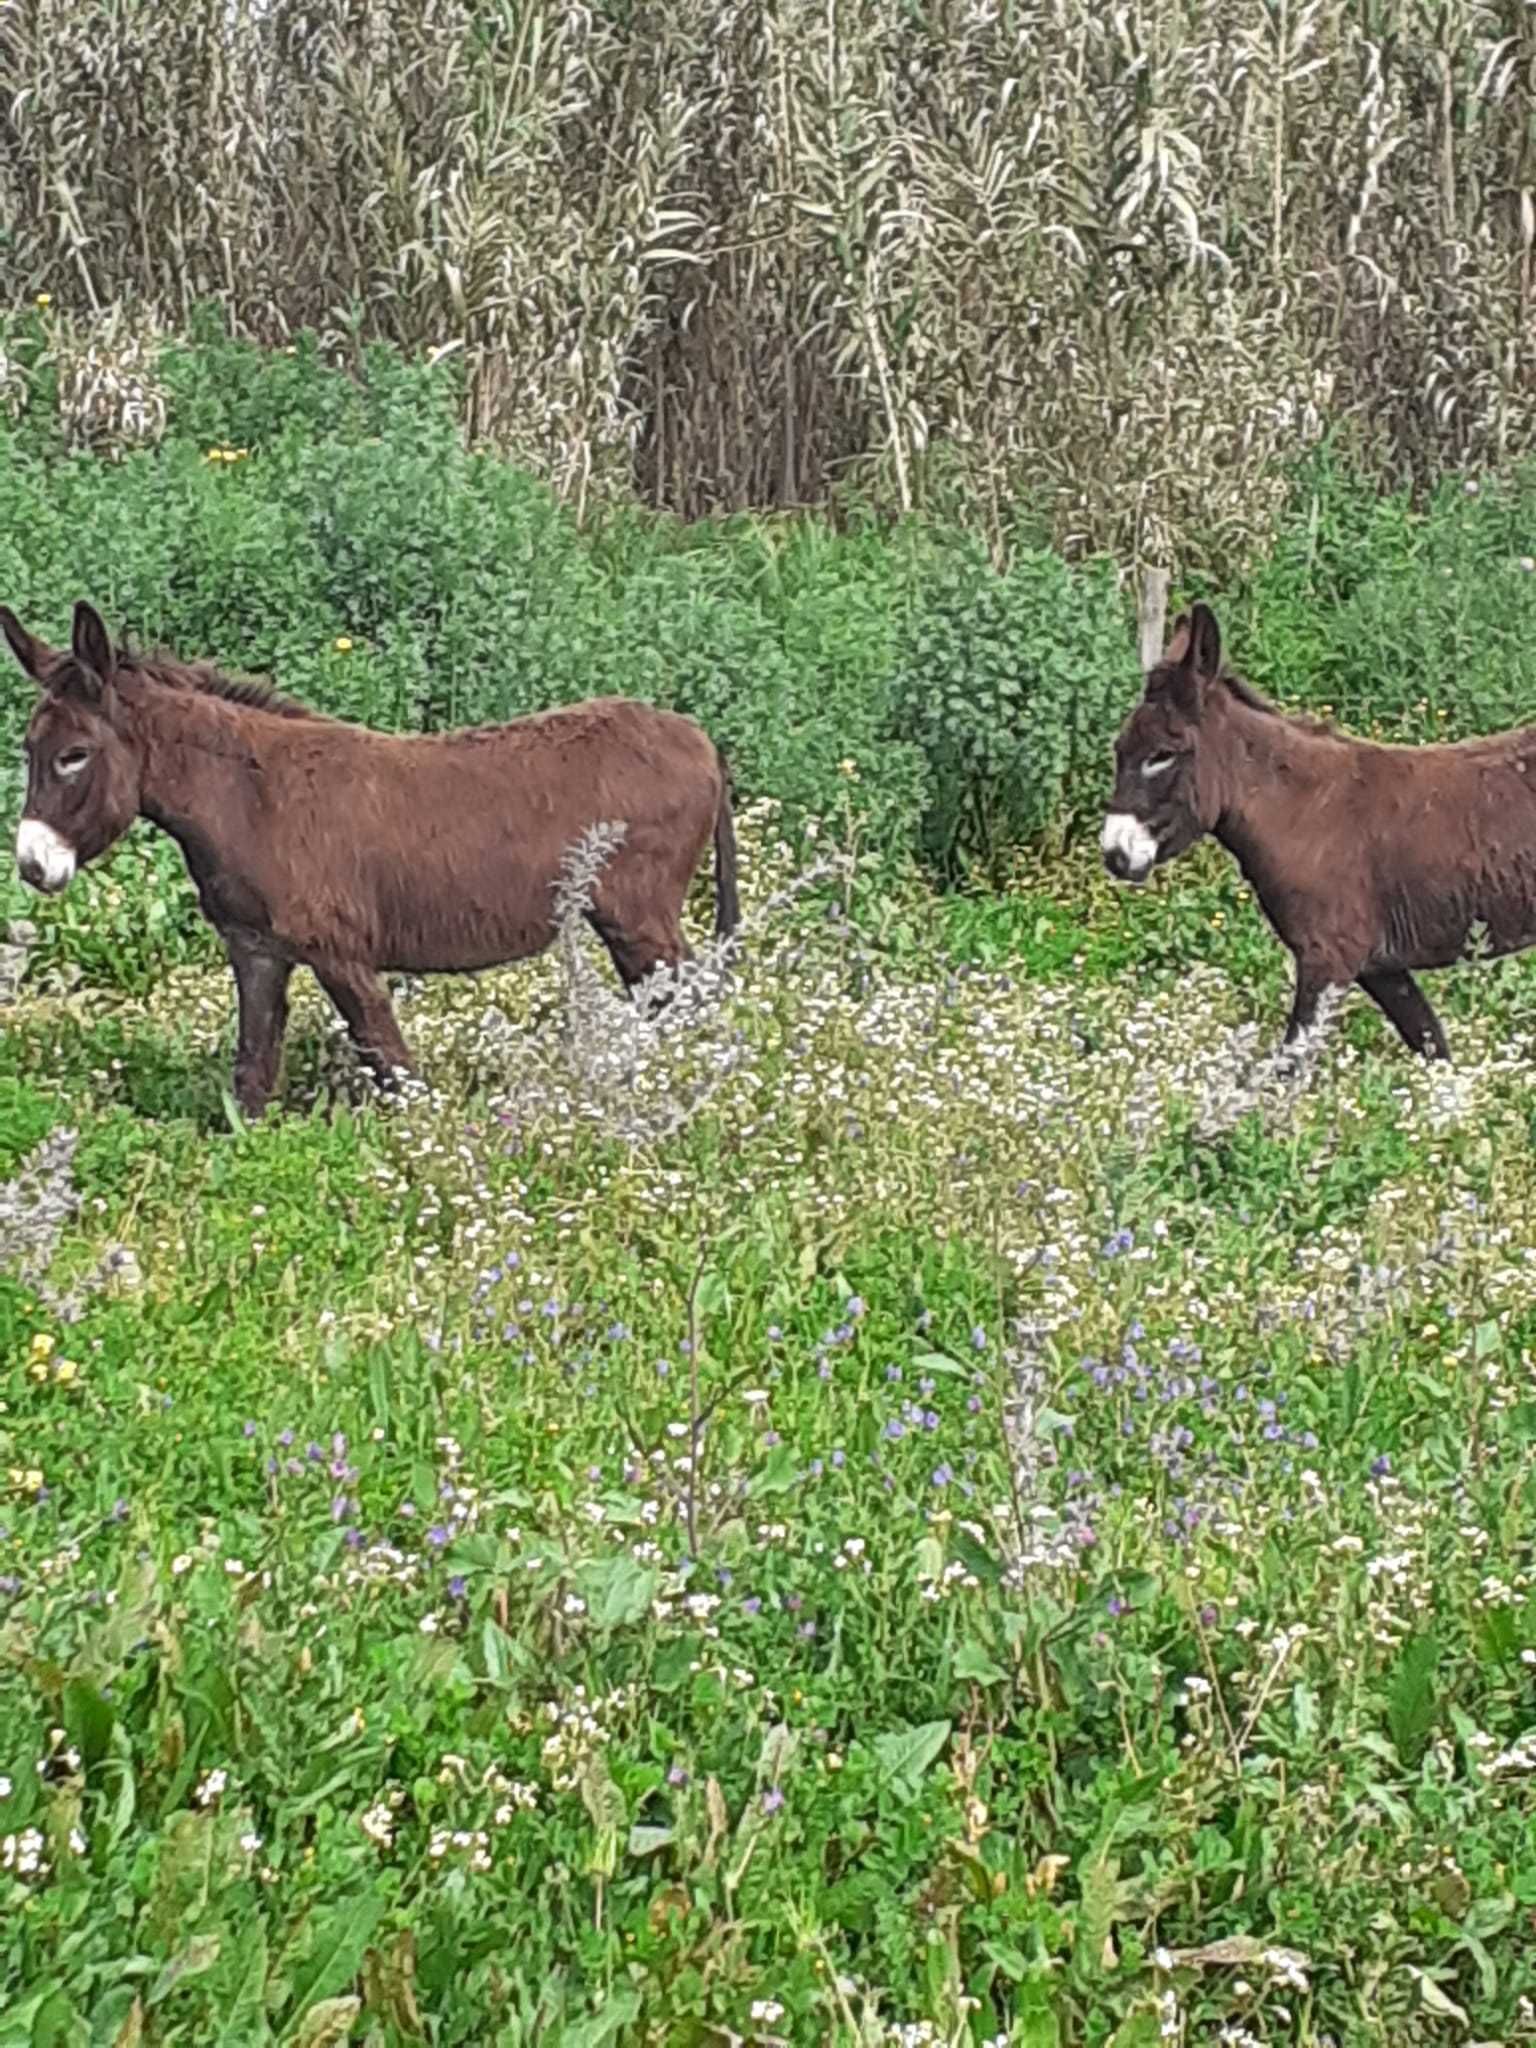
3 601 142 894
1102 601 1230 885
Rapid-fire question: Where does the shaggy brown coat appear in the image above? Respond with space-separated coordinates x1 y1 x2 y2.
3 601 739 1114
1102 601 1536 1061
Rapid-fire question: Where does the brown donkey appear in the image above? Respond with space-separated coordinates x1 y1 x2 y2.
3 601 739 1115
1101 600 1536 1062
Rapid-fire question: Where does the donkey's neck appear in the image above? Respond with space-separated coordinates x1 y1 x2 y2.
122 686 271 909
1211 696 1341 884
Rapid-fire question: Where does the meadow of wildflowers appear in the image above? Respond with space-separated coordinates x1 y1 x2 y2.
0 791 1533 2048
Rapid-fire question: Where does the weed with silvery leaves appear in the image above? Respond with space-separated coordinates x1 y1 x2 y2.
472 818 850 1148
1188 982 1347 1142
0 1125 140 1323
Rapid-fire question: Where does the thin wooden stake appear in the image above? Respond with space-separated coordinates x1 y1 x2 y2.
1138 566 1170 674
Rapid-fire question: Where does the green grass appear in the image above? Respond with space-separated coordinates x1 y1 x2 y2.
1 809 1535 2048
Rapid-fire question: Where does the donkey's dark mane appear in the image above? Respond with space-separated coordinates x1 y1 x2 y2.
1220 670 1338 737
119 647 322 722
1151 657 1337 735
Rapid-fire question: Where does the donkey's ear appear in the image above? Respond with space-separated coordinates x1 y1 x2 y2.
1157 612 1192 676
71 601 117 690
1187 602 1222 680
0 606 52 684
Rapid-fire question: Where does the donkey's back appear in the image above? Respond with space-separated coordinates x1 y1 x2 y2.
258 694 736 976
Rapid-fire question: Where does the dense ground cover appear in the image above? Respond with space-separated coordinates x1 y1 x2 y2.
2 334 1536 2043
1 800 1535 2047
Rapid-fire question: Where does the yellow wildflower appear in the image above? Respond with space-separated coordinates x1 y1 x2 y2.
35 293 51 310
334 636 354 655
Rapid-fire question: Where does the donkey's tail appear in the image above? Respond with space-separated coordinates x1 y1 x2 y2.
713 763 741 945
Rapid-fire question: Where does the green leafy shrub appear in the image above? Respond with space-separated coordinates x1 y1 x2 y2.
1224 449 1536 744
888 538 1137 879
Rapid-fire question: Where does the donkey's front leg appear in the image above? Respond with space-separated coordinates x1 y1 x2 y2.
314 962 417 1093
1282 951 1351 1053
227 937 293 1117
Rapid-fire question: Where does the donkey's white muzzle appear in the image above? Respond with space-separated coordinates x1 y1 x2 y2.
16 819 77 895
1101 812 1158 884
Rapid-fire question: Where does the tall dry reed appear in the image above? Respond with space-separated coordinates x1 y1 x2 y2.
4 0 1534 565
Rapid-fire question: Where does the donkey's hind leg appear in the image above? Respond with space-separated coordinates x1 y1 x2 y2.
588 914 690 1006
314 963 417 1091
1359 969 1451 1062
228 937 293 1118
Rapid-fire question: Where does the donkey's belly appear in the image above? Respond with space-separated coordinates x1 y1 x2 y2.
353 856 563 974
375 918 556 976
1391 899 1536 971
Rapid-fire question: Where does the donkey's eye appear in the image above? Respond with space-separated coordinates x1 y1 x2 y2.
1141 753 1177 778
55 749 91 780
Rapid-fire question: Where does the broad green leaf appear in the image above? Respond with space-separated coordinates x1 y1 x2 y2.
1078 1847 1121 1971
651 1636 696 1692
1406 1967 1468 2024
0 1986 57 2048
1292 1680 1319 1744
911 1351 969 1378
28 1989 84 2048
1107 2014 1165 2048
950 1526 1003 1584
576 1553 660 1630
954 1639 1007 1685
63 1678 115 1770
746 1444 799 1495
283 1893 385 2026
870 1719 952 1802
1387 1634 1440 1766
216 1916 271 2046
561 1988 642 2048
